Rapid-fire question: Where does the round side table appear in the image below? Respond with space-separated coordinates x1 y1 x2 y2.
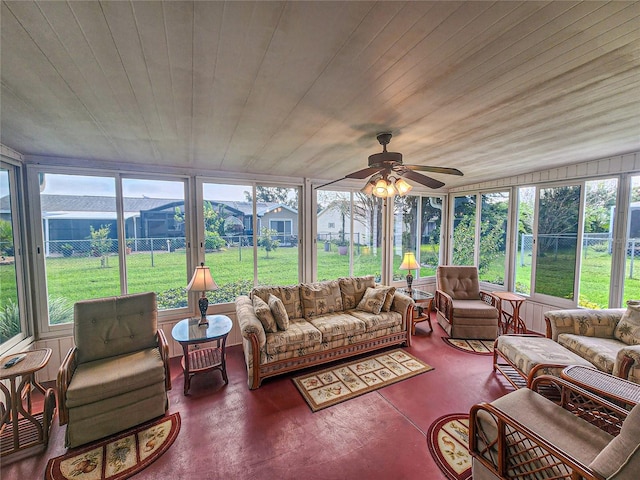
171 315 233 395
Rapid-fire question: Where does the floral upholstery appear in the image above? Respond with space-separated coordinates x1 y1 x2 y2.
557 334 622 373
308 312 367 342
300 280 343 318
348 310 403 333
615 302 640 345
264 318 322 355
251 285 303 320
356 287 387 314
338 276 375 309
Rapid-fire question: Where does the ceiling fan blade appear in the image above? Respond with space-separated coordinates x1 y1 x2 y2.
314 177 348 189
402 170 445 189
345 167 383 179
404 165 464 176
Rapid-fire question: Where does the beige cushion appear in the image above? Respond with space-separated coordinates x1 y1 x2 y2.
253 295 277 333
451 299 498 320
614 301 640 345
590 403 640 479
301 280 343 318
279 285 303 319
309 312 367 342
356 287 386 314
269 294 290 330
376 285 396 312
339 276 375 309
66 348 165 407
573 311 618 338
436 265 481 300
74 292 158 364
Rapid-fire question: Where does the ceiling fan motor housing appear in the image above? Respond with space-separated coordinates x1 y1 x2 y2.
368 151 403 167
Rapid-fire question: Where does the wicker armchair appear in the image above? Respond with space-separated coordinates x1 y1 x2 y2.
435 265 499 339
57 292 171 448
470 376 640 480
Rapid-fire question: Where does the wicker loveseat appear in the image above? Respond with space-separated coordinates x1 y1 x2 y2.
545 304 640 384
235 276 413 389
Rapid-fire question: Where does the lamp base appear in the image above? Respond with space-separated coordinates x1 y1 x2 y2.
406 272 414 291
198 296 209 327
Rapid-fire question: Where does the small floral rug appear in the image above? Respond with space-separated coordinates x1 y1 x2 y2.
292 349 433 412
427 413 472 480
45 413 180 480
443 337 494 355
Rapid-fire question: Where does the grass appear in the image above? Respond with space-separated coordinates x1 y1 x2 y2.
3 245 640 328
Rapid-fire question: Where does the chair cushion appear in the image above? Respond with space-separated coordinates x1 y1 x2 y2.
301 280 343 318
66 348 165 408
74 292 158 364
590 403 640 479
451 299 498 320
614 301 640 345
253 295 278 333
437 266 480 300
339 276 375 309
268 294 290 330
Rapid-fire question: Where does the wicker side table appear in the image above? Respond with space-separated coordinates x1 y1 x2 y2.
561 365 640 409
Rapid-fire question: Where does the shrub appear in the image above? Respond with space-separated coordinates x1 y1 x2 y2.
0 299 20 343
48 296 74 325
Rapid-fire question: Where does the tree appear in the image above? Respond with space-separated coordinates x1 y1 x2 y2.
89 224 113 267
245 186 297 208
175 201 227 250
584 180 617 233
0 219 14 256
258 227 280 258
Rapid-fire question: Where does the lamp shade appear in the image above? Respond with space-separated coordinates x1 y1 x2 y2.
187 263 218 292
372 178 389 198
395 177 412 196
399 252 420 271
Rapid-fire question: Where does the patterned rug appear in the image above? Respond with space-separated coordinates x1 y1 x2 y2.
293 349 434 412
45 413 180 480
427 413 472 480
443 337 494 355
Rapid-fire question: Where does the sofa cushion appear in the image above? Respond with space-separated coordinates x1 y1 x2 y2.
590 403 640 480
66 348 165 408
279 285 304 320
301 280 343 318
339 276 375 310
269 294 290 330
253 295 277 333
437 266 480 300
308 312 367 342
357 287 387 314
376 285 396 312
573 310 618 338
250 285 281 304
349 309 403 333
614 301 640 345
558 334 623 373
264 318 322 355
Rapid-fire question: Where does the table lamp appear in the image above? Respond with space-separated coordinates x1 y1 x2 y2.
399 252 420 291
187 262 218 326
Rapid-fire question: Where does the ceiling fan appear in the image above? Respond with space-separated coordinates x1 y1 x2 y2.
316 132 463 193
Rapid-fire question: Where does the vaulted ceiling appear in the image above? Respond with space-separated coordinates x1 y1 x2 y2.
1 1 639 190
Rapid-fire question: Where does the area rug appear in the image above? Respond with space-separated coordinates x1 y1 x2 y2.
443 337 494 355
293 349 434 412
45 412 180 480
427 413 472 480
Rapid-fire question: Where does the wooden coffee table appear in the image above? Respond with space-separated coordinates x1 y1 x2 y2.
172 315 233 394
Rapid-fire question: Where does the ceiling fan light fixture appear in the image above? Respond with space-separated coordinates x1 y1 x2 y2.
372 178 389 197
395 177 412 196
361 180 375 195
386 180 398 196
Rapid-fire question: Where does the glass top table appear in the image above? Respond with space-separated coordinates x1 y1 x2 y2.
397 288 434 335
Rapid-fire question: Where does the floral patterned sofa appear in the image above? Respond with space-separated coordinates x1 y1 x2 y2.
235 276 413 389
544 303 640 384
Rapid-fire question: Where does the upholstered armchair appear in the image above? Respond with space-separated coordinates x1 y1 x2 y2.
57 292 171 448
434 265 499 339
470 375 640 480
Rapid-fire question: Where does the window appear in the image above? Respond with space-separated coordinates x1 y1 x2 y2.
534 184 581 301
0 163 27 348
623 175 640 304
353 193 383 279
452 195 476 265
393 195 419 281
479 191 509 285
419 196 443 277
515 187 535 295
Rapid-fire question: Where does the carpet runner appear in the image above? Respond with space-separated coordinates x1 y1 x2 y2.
443 337 494 355
45 412 180 480
293 349 433 411
427 413 472 480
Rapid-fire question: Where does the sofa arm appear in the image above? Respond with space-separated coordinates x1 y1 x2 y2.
235 295 266 347
434 289 452 320
157 329 172 391
57 346 78 426
544 309 625 341
615 345 640 382
479 290 498 308
390 291 413 330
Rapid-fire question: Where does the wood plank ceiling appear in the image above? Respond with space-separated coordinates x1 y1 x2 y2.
1 1 639 190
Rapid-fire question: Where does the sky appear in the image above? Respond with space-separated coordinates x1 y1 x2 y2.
40 173 251 200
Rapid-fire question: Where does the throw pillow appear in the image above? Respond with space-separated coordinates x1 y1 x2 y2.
253 295 278 333
376 285 396 312
300 280 343 318
339 276 375 309
614 300 640 345
279 285 304 319
573 311 617 338
268 294 290 330
356 287 387 315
